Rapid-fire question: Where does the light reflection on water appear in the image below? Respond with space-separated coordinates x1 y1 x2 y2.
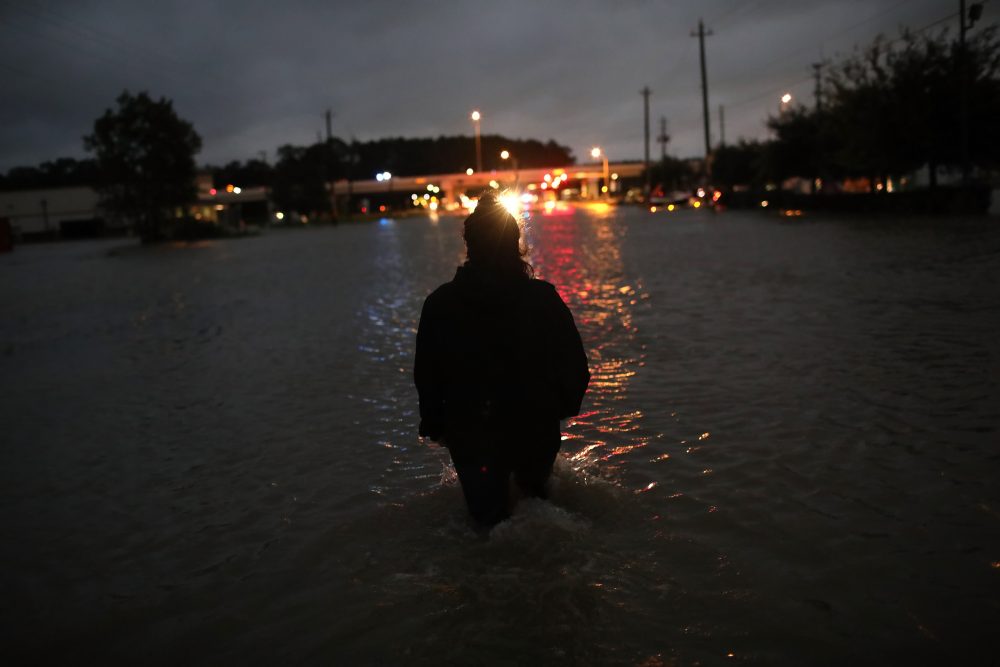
525 208 654 481
1 209 998 665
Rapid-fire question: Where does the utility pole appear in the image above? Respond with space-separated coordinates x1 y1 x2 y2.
812 62 823 111
718 105 725 147
958 1 983 186
691 19 714 163
657 116 670 162
641 86 651 198
40 198 49 235
322 109 335 219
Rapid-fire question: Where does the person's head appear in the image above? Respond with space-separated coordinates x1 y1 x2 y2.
463 193 532 279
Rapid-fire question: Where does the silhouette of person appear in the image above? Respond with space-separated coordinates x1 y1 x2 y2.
414 193 590 525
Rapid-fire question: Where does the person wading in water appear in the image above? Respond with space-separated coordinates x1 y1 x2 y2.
414 193 590 525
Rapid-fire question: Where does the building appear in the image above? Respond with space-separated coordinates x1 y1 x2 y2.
0 187 105 239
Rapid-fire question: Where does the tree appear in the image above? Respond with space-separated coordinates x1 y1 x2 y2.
648 155 695 192
1 158 98 191
823 26 1000 186
270 140 348 219
712 140 766 189
84 91 202 242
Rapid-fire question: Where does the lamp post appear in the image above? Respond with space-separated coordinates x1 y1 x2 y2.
500 150 518 188
591 147 610 200
471 110 483 174
779 92 792 116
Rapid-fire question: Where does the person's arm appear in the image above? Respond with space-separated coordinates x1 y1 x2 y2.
414 294 446 441
549 288 590 419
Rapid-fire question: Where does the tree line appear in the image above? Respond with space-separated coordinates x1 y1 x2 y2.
0 94 574 242
217 135 573 218
711 25 1000 191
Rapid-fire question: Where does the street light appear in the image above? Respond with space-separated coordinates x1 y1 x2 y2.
471 110 482 173
500 149 518 187
376 171 392 197
779 93 792 115
591 147 610 200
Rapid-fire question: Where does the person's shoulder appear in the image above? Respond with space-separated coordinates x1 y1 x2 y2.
527 277 561 296
423 280 460 308
525 278 566 306
527 277 558 292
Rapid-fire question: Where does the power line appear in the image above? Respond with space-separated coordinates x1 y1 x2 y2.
726 73 813 111
712 0 916 92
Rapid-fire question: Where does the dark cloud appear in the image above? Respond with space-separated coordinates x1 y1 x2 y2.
0 0 987 171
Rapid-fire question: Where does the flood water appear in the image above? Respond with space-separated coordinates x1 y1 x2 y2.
2 206 998 665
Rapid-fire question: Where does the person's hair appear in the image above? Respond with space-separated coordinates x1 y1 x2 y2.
463 192 533 279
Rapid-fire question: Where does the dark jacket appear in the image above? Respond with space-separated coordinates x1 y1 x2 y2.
414 264 590 453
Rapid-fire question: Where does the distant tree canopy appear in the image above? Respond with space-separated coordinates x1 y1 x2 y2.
206 134 575 217
5 131 574 222
84 90 201 242
648 155 697 192
712 140 766 189
344 135 574 177
759 25 1000 189
0 157 98 191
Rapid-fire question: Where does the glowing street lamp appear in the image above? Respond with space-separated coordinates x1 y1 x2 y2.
471 110 483 173
591 147 610 200
376 170 392 196
779 92 792 115
500 149 518 187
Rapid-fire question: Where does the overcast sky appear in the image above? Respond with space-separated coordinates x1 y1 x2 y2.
0 0 993 172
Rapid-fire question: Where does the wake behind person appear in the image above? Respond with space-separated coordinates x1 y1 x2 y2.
414 193 590 526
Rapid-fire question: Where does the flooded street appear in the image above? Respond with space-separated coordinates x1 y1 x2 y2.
2 206 998 665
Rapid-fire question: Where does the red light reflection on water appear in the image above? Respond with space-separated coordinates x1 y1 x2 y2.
525 206 654 481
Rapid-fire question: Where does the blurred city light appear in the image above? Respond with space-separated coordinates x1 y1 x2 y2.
498 192 520 217
466 168 474 176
